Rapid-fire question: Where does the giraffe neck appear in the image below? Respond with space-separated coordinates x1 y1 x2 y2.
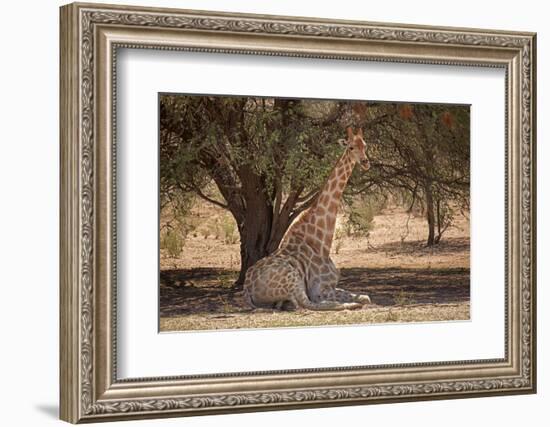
312 149 356 244
283 150 357 257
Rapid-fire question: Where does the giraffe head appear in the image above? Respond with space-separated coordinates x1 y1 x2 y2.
339 127 370 171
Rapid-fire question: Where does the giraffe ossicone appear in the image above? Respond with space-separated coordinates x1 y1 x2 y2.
243 127 372 311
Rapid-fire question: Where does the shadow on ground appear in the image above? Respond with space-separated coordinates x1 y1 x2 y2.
366 237 470 258
160 265 470 318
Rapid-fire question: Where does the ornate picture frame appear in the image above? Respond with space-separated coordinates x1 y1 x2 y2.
60 2 536 423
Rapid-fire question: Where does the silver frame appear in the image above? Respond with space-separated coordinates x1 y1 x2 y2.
60 2 536 423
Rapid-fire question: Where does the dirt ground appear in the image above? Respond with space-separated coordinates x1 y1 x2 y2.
160 205 470 331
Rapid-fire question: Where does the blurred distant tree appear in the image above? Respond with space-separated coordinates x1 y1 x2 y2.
351 102 470 246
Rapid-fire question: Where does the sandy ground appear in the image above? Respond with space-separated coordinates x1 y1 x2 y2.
160 205 470 331
160 303 469 332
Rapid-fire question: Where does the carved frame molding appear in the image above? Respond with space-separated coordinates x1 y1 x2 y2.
60 2 536 423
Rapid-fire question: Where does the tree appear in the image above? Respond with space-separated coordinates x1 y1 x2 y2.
160 95 348 286
352 103 470 246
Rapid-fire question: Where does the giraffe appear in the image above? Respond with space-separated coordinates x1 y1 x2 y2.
243 127 372 311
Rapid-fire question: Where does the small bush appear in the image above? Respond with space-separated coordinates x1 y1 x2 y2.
217 295 232 314
159 193 199 257
182 217 200 236
346 196 385 238
220 215 239 245
161 229 185 258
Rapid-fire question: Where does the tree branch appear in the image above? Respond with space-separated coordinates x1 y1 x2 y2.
178 182 228 210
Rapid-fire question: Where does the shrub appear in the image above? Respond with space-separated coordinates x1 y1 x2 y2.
208 220 222 240
159 194 198 257
220 215 239 245
346 196 385 238
161 229 185 258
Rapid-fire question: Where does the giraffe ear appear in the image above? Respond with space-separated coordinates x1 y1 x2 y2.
357 128 364 139
346 126 354 140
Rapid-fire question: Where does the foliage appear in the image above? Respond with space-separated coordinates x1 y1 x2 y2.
160 192 198 258
160 229 185 258
220 215 239 245
160 96 344 216
160 95 350 284
344 195 386 238
349 102 470 245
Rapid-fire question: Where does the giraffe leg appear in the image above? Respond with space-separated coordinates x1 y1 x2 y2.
318 259 371 305
291 274 361 311
332 288 371 304
318 283 371 305
292 288 362 311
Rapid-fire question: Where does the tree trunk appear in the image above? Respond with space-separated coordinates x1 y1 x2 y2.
235 212 271 288
233 166 274 289
233 202 293 288
425 180 436 246
214 164 310 288
236 237 267 289
435 198 442 244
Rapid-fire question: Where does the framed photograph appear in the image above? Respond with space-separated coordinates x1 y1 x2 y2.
60 2 536 423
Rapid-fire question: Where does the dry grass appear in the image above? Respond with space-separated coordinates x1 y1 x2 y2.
160 201 470 332
160 302 470 332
